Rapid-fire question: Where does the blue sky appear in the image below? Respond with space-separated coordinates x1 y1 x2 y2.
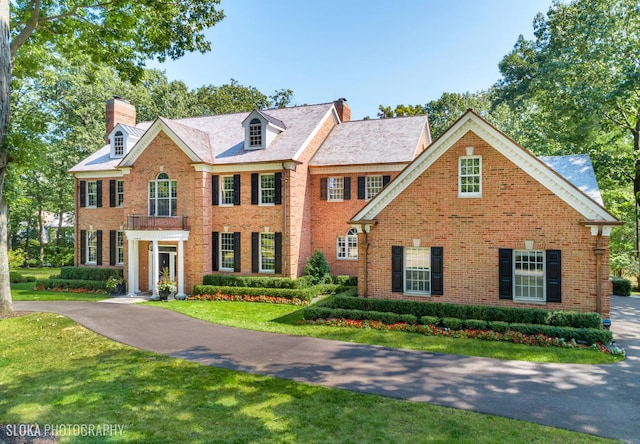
152 0 554 120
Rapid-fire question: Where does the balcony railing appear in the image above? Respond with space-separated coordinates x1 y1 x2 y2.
127 215 190 231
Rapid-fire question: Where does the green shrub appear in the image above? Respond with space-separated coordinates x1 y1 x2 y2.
36 278 106 292
304 250 331 285
464 319 488 330
202 274 298 289
58 266 122 281
10 271 26 283
333 275 357 286
611 277 632 296
302 306 416 325
488 321 510 333
507 324 612 345
193 285 314 302
419 315 440 326
8 248 26 269
441 317 463 330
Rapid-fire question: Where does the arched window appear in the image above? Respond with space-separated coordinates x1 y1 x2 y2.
114 131 124 156
337 228 358 260
249 118 262 147
149 172 177 216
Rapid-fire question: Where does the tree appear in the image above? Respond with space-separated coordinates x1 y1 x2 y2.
496 0 640 253
0 0 225 313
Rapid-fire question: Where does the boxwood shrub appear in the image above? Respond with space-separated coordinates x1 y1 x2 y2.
303 307 416 325
419 315 440 326
193 285 315 302
36 278 106 292
611 277 632 296
202 274 300 289
56 266 122 281
463 319 488 330
10 271 37 283
507 323 612 345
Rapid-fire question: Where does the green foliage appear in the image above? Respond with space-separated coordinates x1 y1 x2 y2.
419 316 440 326
441 317 463 330
463 319 488 330
333 275 358 286
611 277 632 296
36 278 106 292
304 250 331 285
8 248 26 269
202 274 300 289
193 285 315 302
57 266 122 281
9 271 36 283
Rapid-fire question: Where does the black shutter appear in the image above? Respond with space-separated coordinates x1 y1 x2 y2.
212 176 219 206
109 230 116 266
251 173 259 205
357 176 366 200
392 246 404 292
80 230 87 264
499 248 513 299
275 172 282 205
320 178 328 200
383 175 391 186
344 177 351 200
96 230 103 265
96 180 102 208
80 181 86 208
431 247 443 295
212 232 219 271
275 232 283 274
546 250 562 303
233 232 241 272
109 180 116 207
252 232 259 272
233 174 241 205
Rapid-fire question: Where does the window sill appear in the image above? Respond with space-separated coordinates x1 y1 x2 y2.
513 299 546 304
337 257 358 261
458 193 482 198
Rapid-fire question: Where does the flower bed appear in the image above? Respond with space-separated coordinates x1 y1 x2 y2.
188 292 308 306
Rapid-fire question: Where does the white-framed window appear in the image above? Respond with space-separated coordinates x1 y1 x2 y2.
149 173 177 216
249 118 262 147
114 131 125 157
459 156 482 197
405 247 430 295
220 232 235 271
116 180 124 207
116 231 125 265
86 230 98 264
220 175 235 206
366 175 384 200
328 177 344 201
514 250 545 302
87 181 98 207
260 232 276 273
260 173 275 205
337 228 358 260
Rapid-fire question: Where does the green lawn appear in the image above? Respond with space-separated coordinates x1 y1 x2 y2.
146 299 620 364
0 313 616 443
11 268 107 302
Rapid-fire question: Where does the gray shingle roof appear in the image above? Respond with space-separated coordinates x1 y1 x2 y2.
310 115 429 166
540 154 603 205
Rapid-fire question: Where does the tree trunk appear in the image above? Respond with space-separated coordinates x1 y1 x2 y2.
0 0 13 314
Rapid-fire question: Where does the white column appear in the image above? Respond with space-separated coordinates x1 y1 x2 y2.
127 239 136 297
152 240 159 297
177 239 185 298
133 241 140 293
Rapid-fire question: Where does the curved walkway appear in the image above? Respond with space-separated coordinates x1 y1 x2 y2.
14 296 640 443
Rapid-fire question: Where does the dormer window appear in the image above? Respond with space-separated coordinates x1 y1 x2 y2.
114 131 124 156
249 118 262 148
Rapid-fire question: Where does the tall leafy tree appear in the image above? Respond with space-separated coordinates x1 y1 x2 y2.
0 0 225 313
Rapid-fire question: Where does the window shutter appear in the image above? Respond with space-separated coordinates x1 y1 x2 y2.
80 181 86 208
96 230 103 265
109 180 116 207
275 172 282 205
109 230 116 266
212 176 219 206
212 232 219 271
251 173 259 205
96 181 102 208
499 248 513 299
233 174 241 205
546 250 562 303
275 232 283 274
344 177 351 200
383 175 391 186
320 178 328 200
80 230 87 264
233 232 241 272
251 232 259 272
357 176 366 200
431 247 443 295
392 246 404 292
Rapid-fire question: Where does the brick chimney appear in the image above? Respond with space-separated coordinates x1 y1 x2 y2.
334 98 351 123
106 96 136 142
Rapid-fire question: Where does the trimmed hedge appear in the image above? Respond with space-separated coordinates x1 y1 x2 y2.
507 323 612 345
318 296 602 329
193 285 314 302
36 278 106 292
611 277 632 296
56 266 122 281
10 271 37 283
202 274 302 289
303 307 417 325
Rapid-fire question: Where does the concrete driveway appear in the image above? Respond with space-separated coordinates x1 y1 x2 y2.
13 295 640 443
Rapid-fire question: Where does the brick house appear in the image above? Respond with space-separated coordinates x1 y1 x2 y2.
349 110 621 317
69 97 430 298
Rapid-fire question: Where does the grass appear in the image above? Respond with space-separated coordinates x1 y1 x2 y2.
146 299 620 364
0 313 616 443
10 267 106 302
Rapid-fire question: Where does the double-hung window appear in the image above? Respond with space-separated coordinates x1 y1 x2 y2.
513 250 545 302
87 181 98 207
260 232 276 273
86 230 98 264
149 173 177 216
220 176 235 206
260 174 275 205
116 231 125 265
114 131 124 157
366 176 384 200
220 232 235 271
337 228 358 260
459 156 482 197
328 177 344 201
404 247 431 295
249 118 262 147
116 180 124 207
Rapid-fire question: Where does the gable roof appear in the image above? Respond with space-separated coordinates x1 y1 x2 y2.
310 115 431 167
242 109 287 130
540 154 603 206
351 109 618 224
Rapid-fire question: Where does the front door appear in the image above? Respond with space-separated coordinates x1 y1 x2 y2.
158 250 176 281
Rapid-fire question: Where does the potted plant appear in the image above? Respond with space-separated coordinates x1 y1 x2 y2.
105 276 126 295
156 267 176 301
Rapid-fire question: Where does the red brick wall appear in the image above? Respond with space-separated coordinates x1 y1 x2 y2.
361 130 609 316
106 98 136 141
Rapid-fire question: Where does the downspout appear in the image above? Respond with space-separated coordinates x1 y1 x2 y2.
74 177 80 266
362 231 369 297
594 226 605 316
281 163 289 278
